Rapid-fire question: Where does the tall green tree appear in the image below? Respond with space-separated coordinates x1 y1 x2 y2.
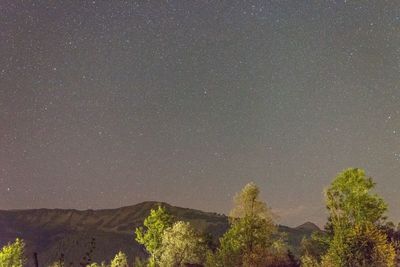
135 206 173 267
0 238 26 267
208 182 287 267
159 221 207 267
325 168 387 228
229 182 277 253
321 168 395 267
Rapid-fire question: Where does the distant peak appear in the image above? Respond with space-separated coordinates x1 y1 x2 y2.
295 221 320 231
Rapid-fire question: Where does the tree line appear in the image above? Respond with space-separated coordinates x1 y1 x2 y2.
1 167 400 266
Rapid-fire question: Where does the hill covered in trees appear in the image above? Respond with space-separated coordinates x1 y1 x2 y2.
3 168 399 266
0 201 317 266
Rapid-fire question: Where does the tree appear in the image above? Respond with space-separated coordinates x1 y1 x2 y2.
380 221 400 265
110 251 128 267
159 221 207 267
300 232 330 267
0 238 26 267
300 255 320 267
322 168 395 266
346 223 395 266
229 182 276 251
325 168 387 228
135 205 173 266
208 182 283 266
322 222 395 267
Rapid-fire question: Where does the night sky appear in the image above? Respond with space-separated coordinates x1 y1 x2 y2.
1 1 400 226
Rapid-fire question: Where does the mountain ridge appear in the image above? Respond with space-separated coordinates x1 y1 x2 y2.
0 201 320 266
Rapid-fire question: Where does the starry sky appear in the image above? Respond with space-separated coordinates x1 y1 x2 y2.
1 0 400 226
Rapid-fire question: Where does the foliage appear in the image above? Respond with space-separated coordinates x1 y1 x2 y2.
321 168 395 267
110 251 128 267
208 219 242 266
0 238 26 267
300 232 330 265
230 182 275 222
300 254 321 267
321 222 395 267
135 206 173 266
208 182 283 266
347 223 395 267
242 239 298 267
380 221 400 265
325 168 387 228
158 221 207 266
